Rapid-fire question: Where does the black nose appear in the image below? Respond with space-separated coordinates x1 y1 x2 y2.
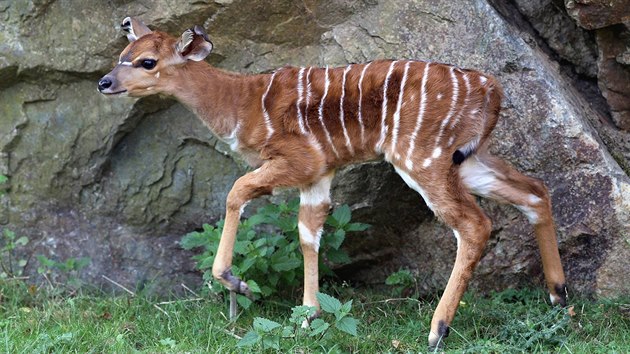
98 77 112 91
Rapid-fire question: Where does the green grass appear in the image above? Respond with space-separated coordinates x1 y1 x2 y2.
1 280 628 353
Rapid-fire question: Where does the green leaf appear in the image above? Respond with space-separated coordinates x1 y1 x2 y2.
271 256 302 272
0 175 7 184
246 280 262 294
262 335 280 350
336 317 358 336
3 229 15 240
309 318 330 337
236 295 252 309
346 222 370 232
281 326 294 338
316 292 342 313
326 249 351 264
237 331 260 347
253 317 281 333
180 232 207 249
15 236 28 246
327 229 345 250
332 205 351 227
341 299 353 315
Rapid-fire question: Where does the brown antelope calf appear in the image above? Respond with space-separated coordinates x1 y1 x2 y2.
98 17 567 348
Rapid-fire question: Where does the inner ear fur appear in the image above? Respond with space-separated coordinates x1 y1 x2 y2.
121 17 152 42
175 25 213 62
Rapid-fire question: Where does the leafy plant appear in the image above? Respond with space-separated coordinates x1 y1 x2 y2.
385 269 417 297
237 292 359 351
0 174 7 196
181 199 369 305
36 255 91 290
0 228 29 278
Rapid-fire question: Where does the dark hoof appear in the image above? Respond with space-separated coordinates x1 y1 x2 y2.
428 321 449 351
221 269 252 297
551 283 568 307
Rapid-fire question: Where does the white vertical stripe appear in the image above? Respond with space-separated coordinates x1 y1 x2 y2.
262 71 277 142
357 62 372 146
304 67 313 132
390 61 411 158
318 67 340 158
339 65 354 155
425 67 459 166
405 62 431 170
296 67 307 135
375 60 398 152
447 71 471 136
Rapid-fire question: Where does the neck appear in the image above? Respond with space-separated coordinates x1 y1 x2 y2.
166 61 252 138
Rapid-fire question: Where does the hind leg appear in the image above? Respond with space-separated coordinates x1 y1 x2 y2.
459 152 567 306
394 166 493 349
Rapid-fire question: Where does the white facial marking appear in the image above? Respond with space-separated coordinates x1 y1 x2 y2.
262 71 277 141
357 62 372 146
118 61 133 66
394 166 435 211
375 60 398 152
296 67 308 135
155 71 160 79
298 222 322 252
318 67 340 158
406 62 431 169
339 65 354 155
391 61 411 156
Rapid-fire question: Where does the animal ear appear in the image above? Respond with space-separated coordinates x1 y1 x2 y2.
121 17 152 42
175 25 213 62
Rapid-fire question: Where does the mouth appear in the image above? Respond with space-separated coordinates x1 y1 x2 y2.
100 89 128 95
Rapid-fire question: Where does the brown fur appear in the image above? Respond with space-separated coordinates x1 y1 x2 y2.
99 20 566 349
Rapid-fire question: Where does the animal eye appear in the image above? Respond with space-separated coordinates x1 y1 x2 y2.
141 59 157 70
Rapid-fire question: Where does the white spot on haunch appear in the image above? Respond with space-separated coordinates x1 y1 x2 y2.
459 156 497 196
394 166 435 211
437 93 443 100
432 147 442 159
422 158 432 168
480 76 487 84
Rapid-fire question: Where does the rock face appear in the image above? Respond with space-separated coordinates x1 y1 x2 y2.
1 0 628 297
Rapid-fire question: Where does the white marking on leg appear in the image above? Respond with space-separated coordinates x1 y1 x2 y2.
298 222 322 252
390 61 411 157
406 62 431 170
296 67 308 135
339 65 354 155
318 67 340 158
262 71 277 142
357 62 372 147
453 230 461 249
515 205 540 224
239 200 250 216
375 60 398 153
394 166 435 211
459 156 497 196
528 194 542 205
300 174 333 206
